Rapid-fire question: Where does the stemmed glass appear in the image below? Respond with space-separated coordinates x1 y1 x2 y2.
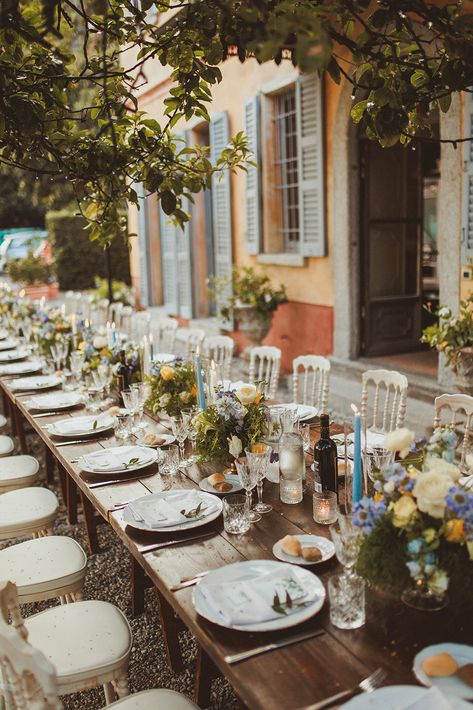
245 444 273 514
130 382 149 432
182 406 199 465
50 340 69 371
170 415 190 468
70 350 84 385
121 388 139 432
329 513 362 580
235 457 261 523
365 446 394 483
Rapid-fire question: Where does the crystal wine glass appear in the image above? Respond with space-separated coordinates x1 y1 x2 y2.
121 388 139 432
70 350 84 384
170 415 189 468
235 457 261 523
130 381 149 432
329 513 362 580
181 406 199 465
245 444 273 514
365 446 395 483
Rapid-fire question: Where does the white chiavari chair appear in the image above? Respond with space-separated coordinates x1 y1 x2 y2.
108 302 123 328
119 306 133 337
64 292 81 316
0 580 199 709
80 295 95 322
151 318 178 354
292 355 330 413
131 311 151 341
202 335 234 380
175 328 205 358
0 455 39 494
0 486 59 541
90 299 110 328
433 393 473 467
361 369 408 434
249 346 281 399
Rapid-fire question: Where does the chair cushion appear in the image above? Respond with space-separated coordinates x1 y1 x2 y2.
0 487 58 537
0 455 39 487
0 435 15 457
0 414 7 430
25 601 132 687
0 536 87 597
109 689 199 709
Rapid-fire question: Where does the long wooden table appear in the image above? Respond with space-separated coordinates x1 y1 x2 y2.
2 374 472 710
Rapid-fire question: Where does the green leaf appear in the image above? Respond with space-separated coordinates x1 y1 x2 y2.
351 100 368 124
438 93 452 113
161 190 176 215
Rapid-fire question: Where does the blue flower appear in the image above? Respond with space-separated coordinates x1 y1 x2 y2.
353 497 386 535
407 538 424 556
445 486 473 517
423 552 436 566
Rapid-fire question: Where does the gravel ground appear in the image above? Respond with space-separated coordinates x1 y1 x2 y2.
1 424 239 710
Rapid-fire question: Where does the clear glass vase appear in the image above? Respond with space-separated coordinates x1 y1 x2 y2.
401 578 448 611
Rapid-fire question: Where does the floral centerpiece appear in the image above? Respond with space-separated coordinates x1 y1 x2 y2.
145 357 197 418
354 427 473 611
89 277 134 306
77 323 140 378
32 307 71 355
193 384 268 466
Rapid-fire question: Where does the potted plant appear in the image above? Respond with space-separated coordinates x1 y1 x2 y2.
212 266 287 353
7 251 58 300
421 294 473 394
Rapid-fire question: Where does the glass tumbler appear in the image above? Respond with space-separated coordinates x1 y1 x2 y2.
114 412 132 441
328 573 365 630
279 432 304 504
222 494 250 534
160 444 180 475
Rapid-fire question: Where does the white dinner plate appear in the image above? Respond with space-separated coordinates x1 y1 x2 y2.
272 534 335 566
136 433 176 448
194 559 326 633
273 403 319 422
78 445 158 475
48 413 115 438
10 374 60 390
0 339 17 351
199 474 243 496
27 391 83 411
0 348 29 363
123 490 223 532
414 643 473 700
341 685 471 709
334 431 388 458
0 328 9 340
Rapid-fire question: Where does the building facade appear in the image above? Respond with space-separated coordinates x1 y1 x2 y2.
127 44 473 380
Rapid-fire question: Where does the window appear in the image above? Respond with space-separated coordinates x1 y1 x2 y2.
274 88 300 252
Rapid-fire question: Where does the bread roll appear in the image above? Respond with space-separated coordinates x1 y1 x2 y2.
421 653 458 677
457 663 473 687
214 481 233 493
280 535 302 557
208 472 226 487
301 546 322 562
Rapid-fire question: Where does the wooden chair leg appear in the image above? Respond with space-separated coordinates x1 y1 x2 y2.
57 465 67 505
155 589 184 673
79 489 100 554
64 467 78 524
131 556 151 616
195 645 221 707
44 443 55 484
13 405 27 453
2 389 9 417
8 399 17 437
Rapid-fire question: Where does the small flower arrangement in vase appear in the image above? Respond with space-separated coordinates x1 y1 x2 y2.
145 357 197 418
193 384 268 467
354 427 473 612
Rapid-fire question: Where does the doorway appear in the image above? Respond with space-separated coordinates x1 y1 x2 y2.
359 121 440 358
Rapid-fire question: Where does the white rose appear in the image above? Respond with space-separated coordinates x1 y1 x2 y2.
424 456 461 482
235 384 257 405
93 335 107 349
227 435 243 459
384 428 415 458
428 569 449 595
413 471 452 519
159 393 171 406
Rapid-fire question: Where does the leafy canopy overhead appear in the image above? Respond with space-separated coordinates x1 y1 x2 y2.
1 0 473 243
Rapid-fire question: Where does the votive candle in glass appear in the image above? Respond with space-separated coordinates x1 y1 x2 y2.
313 491 338 525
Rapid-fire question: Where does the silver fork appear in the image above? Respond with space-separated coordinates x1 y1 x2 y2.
306 668 386 710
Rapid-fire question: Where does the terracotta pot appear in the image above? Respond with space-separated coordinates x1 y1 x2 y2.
233 305 273 349
22 282 59 301
452 347 473 395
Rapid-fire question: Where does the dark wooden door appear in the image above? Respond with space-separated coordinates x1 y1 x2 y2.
360 140 423 356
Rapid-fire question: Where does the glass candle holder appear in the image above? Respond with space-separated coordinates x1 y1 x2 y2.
313 490 338 525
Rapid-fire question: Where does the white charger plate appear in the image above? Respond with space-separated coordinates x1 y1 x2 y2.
276 403 319 422
0 348 29 362
136 433 176 448
414 643 473 700
199 474 243 496
194 559 326 632
78 445 158 475
341 685 471 709
123 490 223 532
0 329 9 340
27 392 83 411
48 414 115 438
273 534 335 566
0 339 17 351
10 373 59 389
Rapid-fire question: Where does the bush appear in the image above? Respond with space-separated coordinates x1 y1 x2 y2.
46 208 131 291
7 252 55 285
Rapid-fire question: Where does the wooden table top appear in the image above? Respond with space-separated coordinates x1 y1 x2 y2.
3 376 472 710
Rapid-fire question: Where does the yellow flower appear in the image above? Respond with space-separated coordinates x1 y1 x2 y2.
191 384 197 397
390 495 417 528
254 392 263 404
78 341 86 351
160 365 175 381
374 491 384 503
444 518 465 543
438 340 449 351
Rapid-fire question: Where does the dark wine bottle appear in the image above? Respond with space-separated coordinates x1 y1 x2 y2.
313 413 338 498
115 350 129 404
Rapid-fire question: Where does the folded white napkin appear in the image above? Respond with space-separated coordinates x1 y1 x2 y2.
82 445 152 472
200 567 312 626
30 393 80 408
400 687 452 710
130 491 218 528
52 414 112 435
3 361 42 376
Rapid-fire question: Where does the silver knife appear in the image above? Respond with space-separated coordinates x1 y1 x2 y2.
32 412 62 418
89 478 141 489
139 531 216 554
224 628 325 664
55 439 104 447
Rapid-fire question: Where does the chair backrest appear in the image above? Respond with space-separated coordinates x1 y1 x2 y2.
80 294 95 322
175 328 205 358
361 369 408 433
0 581 61 709
292 355 330 411
120 306 134 337
64 291 81 316
151 318 178 354
202 335 234 380
131 311 151 340
90 298 109 328
434 393 473 466
249 346 281 399
108 301 123 328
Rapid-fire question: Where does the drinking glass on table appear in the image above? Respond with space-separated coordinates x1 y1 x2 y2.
170 415 190 468
114 411 133 441
300 423 313 453
181 406 199 465
329 513 362 580
235 457 261 523
279 431 304 504
223 494 250 534
130 382 149 432
245 444 272 514
87 386 103 413
160 444 180 475
70 350 84 385
328 573 365 630
121 389 139 432
61 369 76 392
365 446 395 483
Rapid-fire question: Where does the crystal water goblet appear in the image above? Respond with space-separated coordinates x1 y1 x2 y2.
170 415 189 468
181 406 199 465
130 382 149 431
366 446 395 483
114 412 132 441
330 513 362 580
121 389 139 431
70 350 84 384
245 444 273 514
235 457 261 523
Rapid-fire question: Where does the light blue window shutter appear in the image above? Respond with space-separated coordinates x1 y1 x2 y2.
159 207 178 315
136 183 152 307
210 111 234 330
244 95 261 255
462 93 473 262
175 132 194 319
296 73 326 257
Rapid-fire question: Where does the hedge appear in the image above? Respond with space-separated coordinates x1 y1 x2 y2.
46 208 131 291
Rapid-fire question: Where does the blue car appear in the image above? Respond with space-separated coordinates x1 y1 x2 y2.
0 229 48 272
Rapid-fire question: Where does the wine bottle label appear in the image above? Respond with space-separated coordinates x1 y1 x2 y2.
314 481 322 493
